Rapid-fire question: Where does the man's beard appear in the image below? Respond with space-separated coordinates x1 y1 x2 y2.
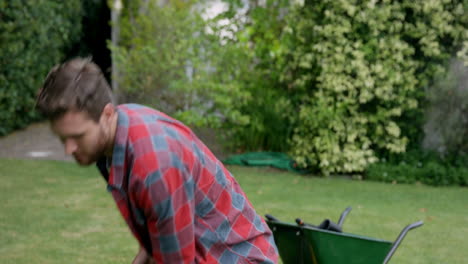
75 131 108 166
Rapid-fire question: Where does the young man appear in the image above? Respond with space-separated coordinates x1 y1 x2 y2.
35 58 278 264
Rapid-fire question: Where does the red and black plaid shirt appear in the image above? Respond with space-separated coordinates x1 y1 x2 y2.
97 104 278 263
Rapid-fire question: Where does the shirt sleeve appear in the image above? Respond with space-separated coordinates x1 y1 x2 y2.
138 163 197 263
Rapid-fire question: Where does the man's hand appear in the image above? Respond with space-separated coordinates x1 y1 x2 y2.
132 247 156 264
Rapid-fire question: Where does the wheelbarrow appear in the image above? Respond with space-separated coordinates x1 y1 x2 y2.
265 207 423 264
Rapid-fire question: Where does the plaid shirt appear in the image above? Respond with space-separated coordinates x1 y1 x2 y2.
97 104 278 263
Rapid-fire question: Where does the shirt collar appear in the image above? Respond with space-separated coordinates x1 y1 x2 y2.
108 106 130 189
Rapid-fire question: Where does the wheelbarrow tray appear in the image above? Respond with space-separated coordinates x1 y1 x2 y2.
267 221 393 264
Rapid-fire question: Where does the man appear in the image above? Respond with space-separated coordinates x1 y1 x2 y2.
35 58 278 264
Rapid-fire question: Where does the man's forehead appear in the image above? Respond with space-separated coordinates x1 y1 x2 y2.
51 110 94 133
55 109 92 122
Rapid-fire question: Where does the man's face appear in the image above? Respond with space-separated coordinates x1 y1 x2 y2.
51 110 109 166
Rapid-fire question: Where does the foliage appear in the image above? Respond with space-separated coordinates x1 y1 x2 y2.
216 0 467 174
112 0 466 175
215 0 293 152
111 0 251 129
282 0 467 174
367 162 468 186
366 149 468 186
0 0 83 136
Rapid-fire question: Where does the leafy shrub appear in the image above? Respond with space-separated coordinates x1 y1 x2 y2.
113 0 294 152
281 0 467 174
452 167 468 186
367 162 468 186
0 0 82 135
367 163 420 184
112 0 466 176
111 0 250 129
215 0 293 152
211 0 467 174
366 150 468 186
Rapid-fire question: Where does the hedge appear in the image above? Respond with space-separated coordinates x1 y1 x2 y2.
0 0 82 135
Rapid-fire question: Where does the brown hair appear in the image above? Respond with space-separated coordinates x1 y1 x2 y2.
36 57 114 122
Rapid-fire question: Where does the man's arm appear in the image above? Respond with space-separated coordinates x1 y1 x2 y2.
132 247 155 264
139 166 197 263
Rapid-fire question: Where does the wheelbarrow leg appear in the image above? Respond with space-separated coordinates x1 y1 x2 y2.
383 221 424 264
337 206 352 228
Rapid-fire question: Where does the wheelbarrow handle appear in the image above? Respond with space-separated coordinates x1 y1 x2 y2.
337 206 352 227
265 214 280 222
383 220 424 264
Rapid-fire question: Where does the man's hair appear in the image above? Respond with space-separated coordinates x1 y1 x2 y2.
36 57 114 122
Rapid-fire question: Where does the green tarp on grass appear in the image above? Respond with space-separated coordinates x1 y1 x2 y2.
223 152 307 174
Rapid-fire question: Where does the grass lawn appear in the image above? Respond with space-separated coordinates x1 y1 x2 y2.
0 159 466 263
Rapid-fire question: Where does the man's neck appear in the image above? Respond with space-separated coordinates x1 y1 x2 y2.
104 111 118 157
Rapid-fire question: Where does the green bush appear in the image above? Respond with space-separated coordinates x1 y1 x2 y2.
367 162 468 186
452 167 468 186
366 163 420 184
281 0 467 174
215 0 293 152
112 0 466 176
366 150 468 186
112 0 293 151
0 0 82 135
111 0 251 129
211 0 466 174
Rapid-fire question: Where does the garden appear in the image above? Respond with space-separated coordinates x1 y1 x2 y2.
0 0 467 263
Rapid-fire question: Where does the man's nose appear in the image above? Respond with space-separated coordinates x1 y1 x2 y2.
64 139 77 155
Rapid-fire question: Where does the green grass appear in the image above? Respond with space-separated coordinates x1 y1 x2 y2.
0 159 136 264
0 159 466 263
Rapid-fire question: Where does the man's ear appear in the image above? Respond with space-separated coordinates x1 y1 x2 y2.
101 103 115 122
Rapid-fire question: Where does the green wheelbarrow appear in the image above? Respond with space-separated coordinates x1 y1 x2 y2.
265 207 423 264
